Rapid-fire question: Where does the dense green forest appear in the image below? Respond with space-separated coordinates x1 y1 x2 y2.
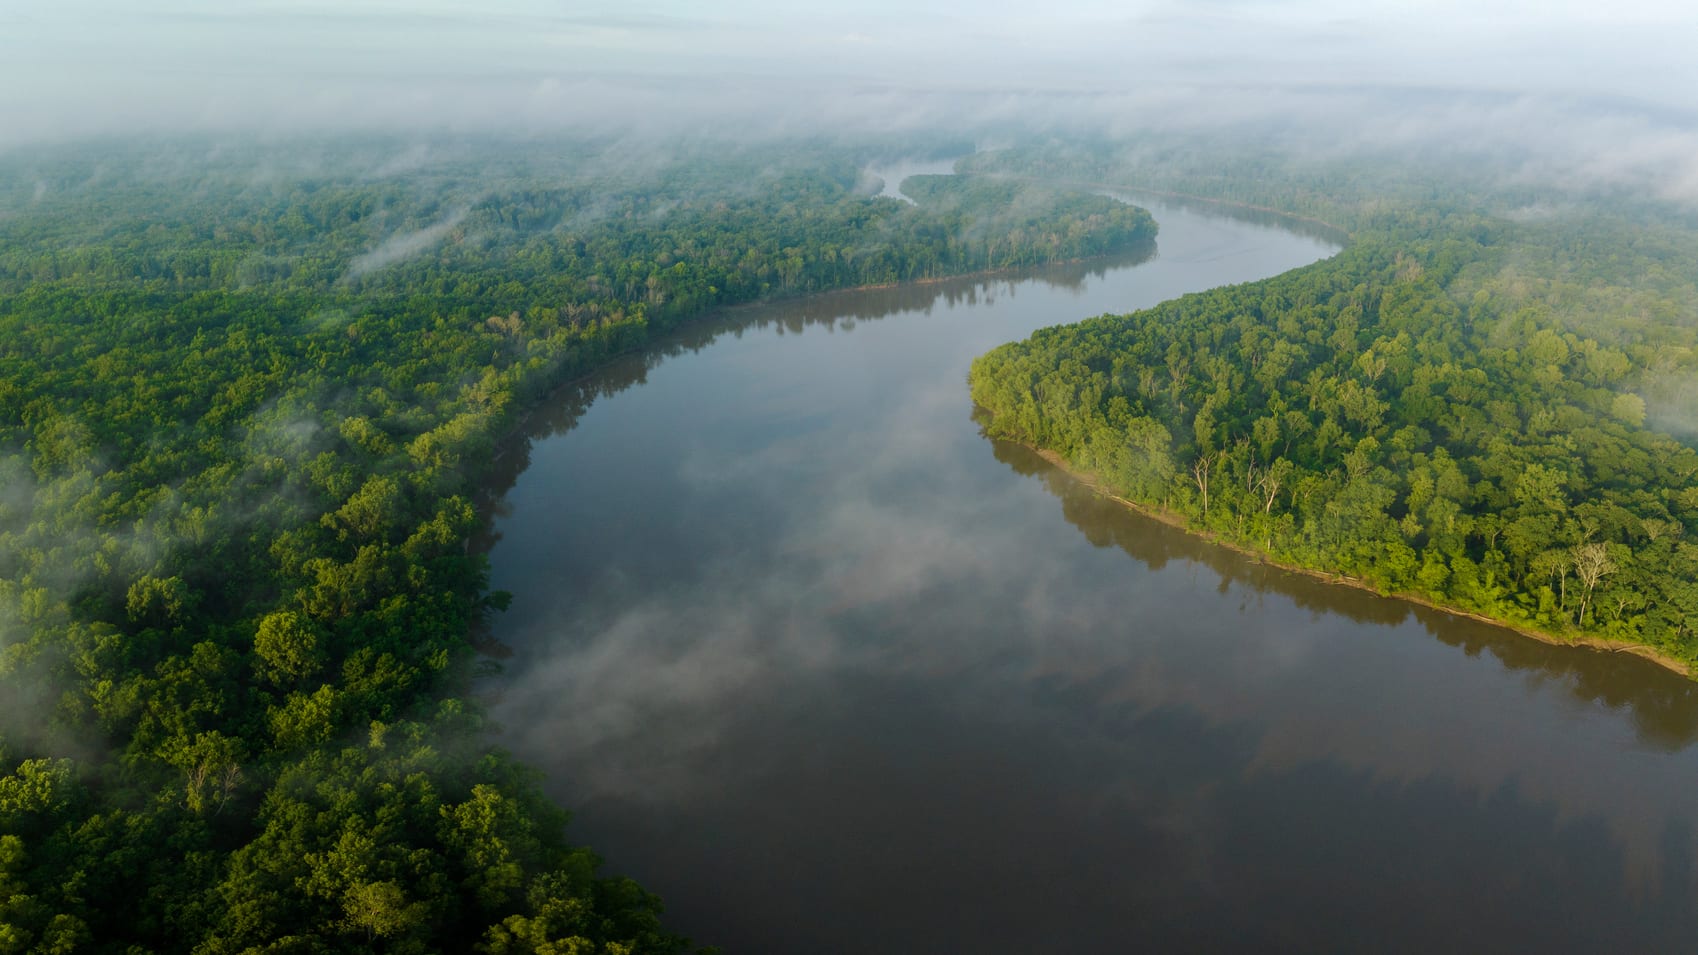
970 143 1698 666
0 135 1154 952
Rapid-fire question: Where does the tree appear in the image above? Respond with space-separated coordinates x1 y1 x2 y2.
1571 541 1617 627
342 881 425 943
125 575 191 629
1191 451 1219 520
253 611 325 685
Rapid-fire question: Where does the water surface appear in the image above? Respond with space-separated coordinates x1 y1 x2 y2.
865 156 962 203
484 199 1698 953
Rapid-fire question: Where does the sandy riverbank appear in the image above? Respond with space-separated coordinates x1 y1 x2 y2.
1018 441 1695 679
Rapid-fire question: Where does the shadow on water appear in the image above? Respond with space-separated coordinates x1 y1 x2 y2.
470 240 1156 550
477 193 1698 951
989 436 1698 752
1100 187 1352 247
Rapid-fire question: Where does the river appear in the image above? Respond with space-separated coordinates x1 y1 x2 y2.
481 198 1698 952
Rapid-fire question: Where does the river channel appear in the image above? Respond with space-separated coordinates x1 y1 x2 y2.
482 197 1698 952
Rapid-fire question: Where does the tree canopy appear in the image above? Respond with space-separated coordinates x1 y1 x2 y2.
972 192 1698 666
0 134 1155 951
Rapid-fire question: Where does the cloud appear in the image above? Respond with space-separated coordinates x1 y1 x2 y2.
343 207 467 279
1 1 1694 158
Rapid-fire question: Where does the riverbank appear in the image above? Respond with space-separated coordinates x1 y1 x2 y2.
485 189 1698 952
747 236 1158 300
1013 439 1695 680
470 237 1159 521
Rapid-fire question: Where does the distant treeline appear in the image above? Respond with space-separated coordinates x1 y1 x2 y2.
971 163 1698 665
0 137 1153 952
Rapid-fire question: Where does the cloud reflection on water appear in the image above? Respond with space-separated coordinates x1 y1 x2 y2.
482 200 1698 949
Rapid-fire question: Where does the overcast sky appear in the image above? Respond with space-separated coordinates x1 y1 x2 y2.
1 1 1695 144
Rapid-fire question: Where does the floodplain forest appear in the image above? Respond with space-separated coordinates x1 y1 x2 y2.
969 140 1698 668
0 137 1154 953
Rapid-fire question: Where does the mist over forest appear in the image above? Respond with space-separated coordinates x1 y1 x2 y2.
3 1 1697 187
4 2 1698 953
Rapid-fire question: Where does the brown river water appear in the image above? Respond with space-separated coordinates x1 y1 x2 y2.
480 197 1698 953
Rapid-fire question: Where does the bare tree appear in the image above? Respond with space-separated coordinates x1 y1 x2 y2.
216 763 244 815
1610 591 1643 623
1191 451 1218 519
1252 458 1294 514
1642 518 1681 543
1571 541 1617 627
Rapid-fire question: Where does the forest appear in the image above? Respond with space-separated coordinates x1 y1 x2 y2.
0 136 1155 952
969 140 1698 666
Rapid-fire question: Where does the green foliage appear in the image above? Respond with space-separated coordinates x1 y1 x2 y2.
253 611 325 686
0 134 1155 950
972 203 1698 665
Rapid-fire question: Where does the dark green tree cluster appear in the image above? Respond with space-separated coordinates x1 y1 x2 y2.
972 213 1698 664
0 135 1156 951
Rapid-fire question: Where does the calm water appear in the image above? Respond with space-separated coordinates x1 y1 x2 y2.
865 157 962 203
482 199 1698 953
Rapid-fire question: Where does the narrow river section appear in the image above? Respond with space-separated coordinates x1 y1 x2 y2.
482 198 1698 953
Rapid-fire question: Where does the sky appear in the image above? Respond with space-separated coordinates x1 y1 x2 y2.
1 1 1695 144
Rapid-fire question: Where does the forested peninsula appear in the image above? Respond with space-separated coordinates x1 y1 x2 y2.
0 137 1154 952
969 142 1698 671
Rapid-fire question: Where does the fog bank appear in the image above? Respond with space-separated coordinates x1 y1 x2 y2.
3 2 1694 147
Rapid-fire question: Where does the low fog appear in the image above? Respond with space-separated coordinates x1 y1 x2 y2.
5 6 1698 947
4 2 1696 154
